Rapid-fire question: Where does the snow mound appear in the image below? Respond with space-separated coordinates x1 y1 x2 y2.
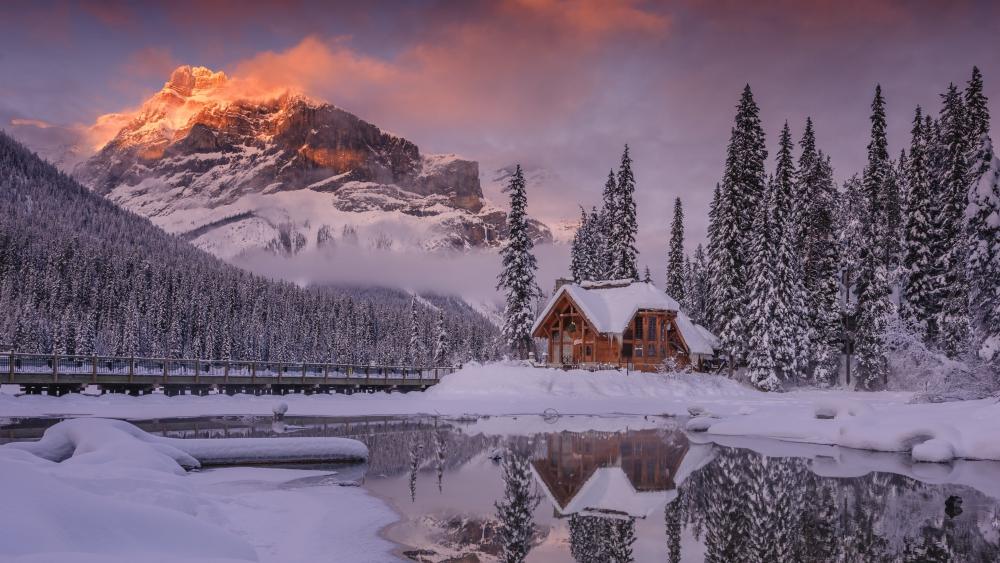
8 418 368 467
706 398 1000 462
426 362 755 402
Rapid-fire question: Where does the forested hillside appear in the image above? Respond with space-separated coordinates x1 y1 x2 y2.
0 131 500 364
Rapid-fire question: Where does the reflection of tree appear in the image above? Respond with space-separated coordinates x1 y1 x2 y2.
664 495 681 563
434 417 447 493
495 448 542 563
673 446 1000 563
568 514 636 563
408 440 423 502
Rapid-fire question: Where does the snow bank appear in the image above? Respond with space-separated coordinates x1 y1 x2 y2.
702 397 1000 462
0 418 391 562
8 418 368 467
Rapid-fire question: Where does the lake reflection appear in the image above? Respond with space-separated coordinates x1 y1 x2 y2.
3 414 999 562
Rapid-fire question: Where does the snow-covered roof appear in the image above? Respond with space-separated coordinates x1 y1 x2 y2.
532 280 719 355
675 313 717 356
532 280 679 335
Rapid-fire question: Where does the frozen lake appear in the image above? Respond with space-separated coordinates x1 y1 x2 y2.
4 414 999 562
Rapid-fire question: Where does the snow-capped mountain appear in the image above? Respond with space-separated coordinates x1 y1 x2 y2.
75 65 551 258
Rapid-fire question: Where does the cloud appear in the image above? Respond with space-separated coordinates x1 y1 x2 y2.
233 242 572 306
10 118 54 129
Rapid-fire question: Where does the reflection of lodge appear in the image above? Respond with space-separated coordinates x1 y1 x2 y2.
531 429 692 519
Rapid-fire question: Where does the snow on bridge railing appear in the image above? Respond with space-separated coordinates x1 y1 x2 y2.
1 352 459 385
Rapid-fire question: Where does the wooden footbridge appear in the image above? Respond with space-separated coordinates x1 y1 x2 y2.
1 352 457 396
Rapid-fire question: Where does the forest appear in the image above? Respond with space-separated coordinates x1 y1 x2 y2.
0 131 501 366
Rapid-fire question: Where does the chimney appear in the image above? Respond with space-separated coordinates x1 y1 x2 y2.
553 277 574 293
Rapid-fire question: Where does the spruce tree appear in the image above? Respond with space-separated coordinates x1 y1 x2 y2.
745 178 778 390
935 84 972 357
710 85 767 371
612 145 639 280
600 170 618 279
901 107 938 341
643 265 652 283
496 165 541 359
687 245 711 327
433 309 450 367
666 197 686 301
964 69 1000 362
855 86 895 389
570 207 589 283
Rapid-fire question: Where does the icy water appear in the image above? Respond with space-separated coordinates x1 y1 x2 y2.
3 414 1000 562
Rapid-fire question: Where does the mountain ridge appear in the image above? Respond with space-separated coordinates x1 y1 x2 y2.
74 65 552 258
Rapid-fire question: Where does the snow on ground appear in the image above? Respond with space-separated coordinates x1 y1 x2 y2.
0 419 395 563
2 362 997 463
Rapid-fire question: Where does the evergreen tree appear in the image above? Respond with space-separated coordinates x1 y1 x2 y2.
433 309 450 367
935 84 972 357
710 85 767 371
494 449 541 563
963 66 997 358
600 171 618 279
642 265 652 283
746 123 808 390
611 145 639 280
855 86 895 389
901 106 938 341
570 207 589 283
407 297 424 365
497 165 541 359
686 245 711 327
799 145 842 385
666 197 686 301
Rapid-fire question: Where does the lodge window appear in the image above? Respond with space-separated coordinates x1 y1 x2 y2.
634 318 643 339
585 345 592 356
648 318 657 340
649 344 656 357
635 344 644 357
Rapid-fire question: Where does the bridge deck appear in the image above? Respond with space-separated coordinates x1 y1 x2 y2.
2 353 455 395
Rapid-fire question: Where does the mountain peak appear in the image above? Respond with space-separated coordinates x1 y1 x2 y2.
164 65 228 97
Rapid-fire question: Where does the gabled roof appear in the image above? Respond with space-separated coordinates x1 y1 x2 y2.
531 280 679 335
531 280 719 355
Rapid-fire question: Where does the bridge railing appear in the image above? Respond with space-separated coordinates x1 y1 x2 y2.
3 352 459 384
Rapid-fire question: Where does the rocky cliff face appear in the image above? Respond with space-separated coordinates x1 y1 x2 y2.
75 66 550 258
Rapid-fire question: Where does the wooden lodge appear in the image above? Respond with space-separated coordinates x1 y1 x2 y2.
531 279 718 372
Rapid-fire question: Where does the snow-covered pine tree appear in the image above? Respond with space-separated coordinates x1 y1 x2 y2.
496 165 541 359
745 177 778 390
687 245 711 327
643 265 652 283
964 70 1000 362
746 124 808 390
934 83 972 357
794 118 841 383
854 86 895 389
433 309 450 367
666 197 686 301
612 145 639 281
570 207 588 283
901 106 939 342
964 66 991 180
710 86 767 372
704 183 722 330
600 170 618 279
494 448 541 563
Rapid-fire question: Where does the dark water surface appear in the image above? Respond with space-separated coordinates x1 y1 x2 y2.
3 414 999 562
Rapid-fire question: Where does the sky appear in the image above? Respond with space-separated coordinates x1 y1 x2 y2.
1 0 999 285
